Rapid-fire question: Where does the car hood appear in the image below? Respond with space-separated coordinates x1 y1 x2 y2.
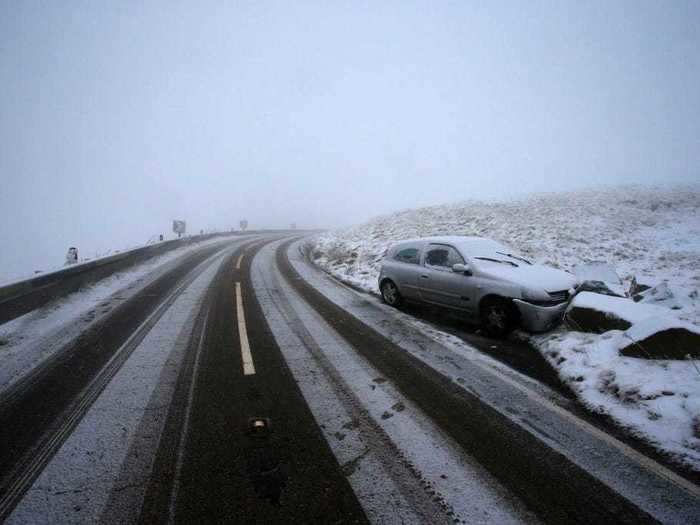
474 262 577 292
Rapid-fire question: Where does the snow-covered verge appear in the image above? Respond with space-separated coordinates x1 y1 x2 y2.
532 327 700 471
0 235 247 394
311 185 700 471
313 185 700 325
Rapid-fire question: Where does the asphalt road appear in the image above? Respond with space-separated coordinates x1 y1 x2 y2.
140 237 367 524
1 232 698 524
0 240 237 520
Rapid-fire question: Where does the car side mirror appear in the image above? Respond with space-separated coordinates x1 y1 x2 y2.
452 263 472 276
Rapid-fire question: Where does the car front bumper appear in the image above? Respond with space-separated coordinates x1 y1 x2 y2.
513 299 569 333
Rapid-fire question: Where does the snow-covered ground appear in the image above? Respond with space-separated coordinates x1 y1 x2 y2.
531 326 700 471
311 185 700 471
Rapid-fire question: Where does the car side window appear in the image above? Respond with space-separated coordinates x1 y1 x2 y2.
394 247 420 264
425 245 464 270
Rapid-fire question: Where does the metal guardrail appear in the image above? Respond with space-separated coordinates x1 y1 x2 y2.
0 229 317 327
0 230 315 327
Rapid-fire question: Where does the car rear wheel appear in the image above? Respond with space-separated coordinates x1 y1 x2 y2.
480 297 517 337
380 280 403 307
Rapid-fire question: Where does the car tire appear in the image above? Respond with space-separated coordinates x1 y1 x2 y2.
480 297 517 337
380 279 403 307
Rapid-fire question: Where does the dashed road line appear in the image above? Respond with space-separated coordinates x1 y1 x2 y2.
235 282 256 375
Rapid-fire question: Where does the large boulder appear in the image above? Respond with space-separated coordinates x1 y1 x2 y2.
618 318 700 359
565 292 669 334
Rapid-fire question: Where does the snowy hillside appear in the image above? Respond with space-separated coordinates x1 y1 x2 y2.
311 185 700 471
313 185 700 325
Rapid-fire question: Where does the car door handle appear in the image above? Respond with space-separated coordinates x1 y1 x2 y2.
420 275 429 279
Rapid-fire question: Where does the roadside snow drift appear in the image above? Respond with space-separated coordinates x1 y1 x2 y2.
311 185 700 471
534 327 700 471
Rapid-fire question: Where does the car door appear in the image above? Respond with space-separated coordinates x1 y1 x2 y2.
417 244 473 311
389 245 422 299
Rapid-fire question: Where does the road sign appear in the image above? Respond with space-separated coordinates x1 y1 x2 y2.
173 220 187 235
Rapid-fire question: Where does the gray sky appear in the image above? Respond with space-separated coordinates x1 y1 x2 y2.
1 1 699 280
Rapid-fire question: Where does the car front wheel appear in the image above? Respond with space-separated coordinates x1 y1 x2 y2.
480 297 517 337
380 280 403 307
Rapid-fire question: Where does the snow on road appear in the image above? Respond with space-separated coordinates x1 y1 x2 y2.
285 238 700 521
6 247 231 525
0 235 251 396
253 239 538 524
311 185 700 471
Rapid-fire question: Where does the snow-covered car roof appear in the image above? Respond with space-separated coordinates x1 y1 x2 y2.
394 236 510 256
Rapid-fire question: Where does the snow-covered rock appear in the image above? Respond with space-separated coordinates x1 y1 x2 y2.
618 318 700 360
628 276 653 298
564 292 671 334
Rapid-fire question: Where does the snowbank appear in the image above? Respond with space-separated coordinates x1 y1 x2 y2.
537 297 700 469
533 328 700 471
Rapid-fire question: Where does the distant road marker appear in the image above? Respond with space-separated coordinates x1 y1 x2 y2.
235 255 244 270
235 282 255 375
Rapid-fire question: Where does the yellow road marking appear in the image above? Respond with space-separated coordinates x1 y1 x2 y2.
235 254 244 270
235 282 255 375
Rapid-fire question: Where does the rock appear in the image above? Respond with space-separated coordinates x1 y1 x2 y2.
618 318 700 359
565 292 669 334
628 276 652 299
634 282 674 304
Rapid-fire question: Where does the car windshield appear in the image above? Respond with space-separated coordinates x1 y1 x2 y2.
496 252 532 265
454 239 527 268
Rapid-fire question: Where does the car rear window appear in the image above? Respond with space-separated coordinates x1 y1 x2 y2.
394 247 420 264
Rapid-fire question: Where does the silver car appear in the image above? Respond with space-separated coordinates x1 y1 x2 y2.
377 236 578 335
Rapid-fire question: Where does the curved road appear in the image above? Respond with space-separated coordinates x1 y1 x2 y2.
0 232 698 524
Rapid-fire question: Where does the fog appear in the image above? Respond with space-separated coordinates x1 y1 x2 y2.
1 1 699 280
